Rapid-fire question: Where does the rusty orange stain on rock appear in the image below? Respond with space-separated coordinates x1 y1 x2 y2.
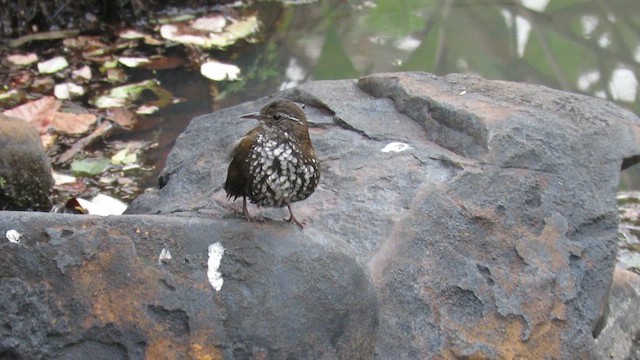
67 232 223 358
189 342 224 360
446 312 562 359
419 191 574 358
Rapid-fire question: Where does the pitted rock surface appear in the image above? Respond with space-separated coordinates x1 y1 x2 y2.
0 212 377 359
128 72 640 358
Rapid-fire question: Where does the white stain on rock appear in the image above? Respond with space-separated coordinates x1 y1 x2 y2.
6 229 21 244
158 248 172 264
207 242 225 291
381 142 411 153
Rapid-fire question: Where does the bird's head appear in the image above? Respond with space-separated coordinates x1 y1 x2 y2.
241 99 308 132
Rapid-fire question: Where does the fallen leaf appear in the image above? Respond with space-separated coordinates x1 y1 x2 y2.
106 68 128 83
37 56 69 74
92 80 173 109
52 171 76 185
106 107 137 128
118 29 163 45
159 14 258 49
72 66 92 80
2 96 61 134
6 53 38 66
118 56 151 67
160 24 205 46
74 194 127 216
225 16 259 39
201 60 241 81
119 29 146 39
64 36 107 53
140 56 184 70
71 158 110 176
54 82 85 99
52 112 96 135
99 175 117 184
192 14 227 32
93 96 127 108
135 105 159 114
111 148 138 165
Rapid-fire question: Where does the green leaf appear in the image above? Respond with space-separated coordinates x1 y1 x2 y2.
71 158 110 176
110 148 138 165
92 79 173 109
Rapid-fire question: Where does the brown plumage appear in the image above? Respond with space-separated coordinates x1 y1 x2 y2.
224 99 320 228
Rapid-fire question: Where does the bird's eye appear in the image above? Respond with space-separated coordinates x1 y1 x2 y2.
273 114 282 121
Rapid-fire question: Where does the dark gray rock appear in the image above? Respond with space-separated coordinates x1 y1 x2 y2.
127 72 640 358
0 212 377 359
0 114 53 211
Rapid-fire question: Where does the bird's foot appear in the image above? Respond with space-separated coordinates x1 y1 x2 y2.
240 197 266 223
285 205 305 229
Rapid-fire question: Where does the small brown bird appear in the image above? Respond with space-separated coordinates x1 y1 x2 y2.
224 99 320 228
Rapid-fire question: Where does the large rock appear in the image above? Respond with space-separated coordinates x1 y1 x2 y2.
0 114 53 211
128 72 640 358
0 212 377 359
2 72 640 359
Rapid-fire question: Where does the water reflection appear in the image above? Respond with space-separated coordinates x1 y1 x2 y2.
268 0 639 106
237 0 639 186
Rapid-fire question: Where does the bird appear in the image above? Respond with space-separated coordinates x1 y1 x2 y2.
224 99 320 228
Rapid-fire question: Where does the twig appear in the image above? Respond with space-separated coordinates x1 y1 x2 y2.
57 121 113 164
8 29 80 48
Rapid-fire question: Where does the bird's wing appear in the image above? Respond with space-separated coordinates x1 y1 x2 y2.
223 130 256 199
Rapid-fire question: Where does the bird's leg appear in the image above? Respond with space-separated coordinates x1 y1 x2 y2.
285 204 305 229
242 196 251 221
239 196 265 223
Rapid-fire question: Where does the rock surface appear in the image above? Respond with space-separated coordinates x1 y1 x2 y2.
0 212 377 359
2 71 640 359
128 72 640 358
0 114 53 211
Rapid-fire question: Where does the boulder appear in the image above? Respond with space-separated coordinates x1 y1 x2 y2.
0 212 377 359
2 72 640 358
0 114 53 211
128 72 640 358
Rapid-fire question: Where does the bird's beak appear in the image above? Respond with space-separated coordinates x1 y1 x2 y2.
240 112 260 120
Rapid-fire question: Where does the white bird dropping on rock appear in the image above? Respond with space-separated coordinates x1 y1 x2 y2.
6 229 21 243
158 248 172 264
381 142 411 153
207 242 225 291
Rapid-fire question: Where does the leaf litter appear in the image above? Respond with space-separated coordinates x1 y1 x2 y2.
0 5 261 212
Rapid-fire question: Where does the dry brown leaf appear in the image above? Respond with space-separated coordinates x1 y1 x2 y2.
63 36 106 50
6 53 38 66
52 112 97 135
2 96 61 134
140 56 184 70
106 107 137 128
